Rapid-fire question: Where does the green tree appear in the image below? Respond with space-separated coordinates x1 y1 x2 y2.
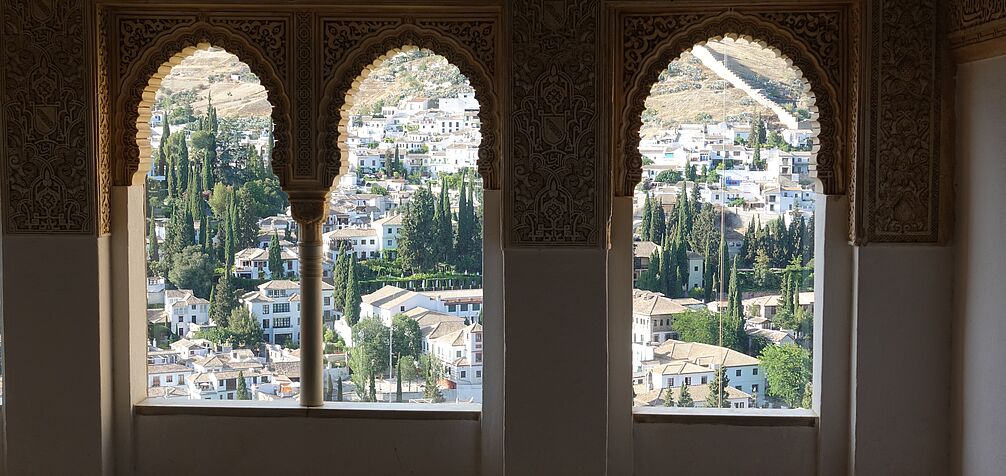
705 367 731 408
392 313 423 365
663 388 675 407
352 317 390 379
228 307 264 350
399 186 437 273
268 232 286 279
677 383 694 407
753 249 771 288
236 371 251 400
759 344 812 408
672 309 719 346
336 376 344 401
654 170 682 183
168 245 214 298
343 254 362 325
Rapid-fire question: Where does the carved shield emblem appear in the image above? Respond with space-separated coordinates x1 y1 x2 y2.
34 105 58 135
541 114 567 146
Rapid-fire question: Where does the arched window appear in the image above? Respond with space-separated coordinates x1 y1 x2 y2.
627 36 819 411
141 45 291 400
327 46 486 404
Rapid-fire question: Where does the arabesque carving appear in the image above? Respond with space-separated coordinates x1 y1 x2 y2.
508 0 601 246
1 0 95 233
863 0 942 243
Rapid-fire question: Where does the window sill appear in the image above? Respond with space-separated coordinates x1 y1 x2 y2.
633 407 817 427
136 398 481 421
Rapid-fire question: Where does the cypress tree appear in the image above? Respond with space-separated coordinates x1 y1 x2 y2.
702 238 715 303
677 186 692 240
678 383 694 407
724 255 747 353
236 371 250 400
211 272 235 328
663 387 675 407
176 135 190 193
640 194 653 241
368 371 377 402
325 374 334 401
158 118 171 176
706 367 731 408
199 212 209 251
396 358 403 403
660 238 674 297
148 217 160 262
651 200 666 245
225 198 237 271
343 254 361 325
433 177 454 265
336 376 344 401
333 245 348 312
268 232 285 279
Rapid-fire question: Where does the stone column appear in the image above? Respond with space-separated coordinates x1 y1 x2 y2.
291 195 327 407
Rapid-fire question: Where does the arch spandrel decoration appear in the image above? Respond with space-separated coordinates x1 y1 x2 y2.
319 21 501 190
112 19 293 188
616 10 846 198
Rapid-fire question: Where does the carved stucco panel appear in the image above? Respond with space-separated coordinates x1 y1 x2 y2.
1 0 95 234
865 0 942 242
508 0 601 246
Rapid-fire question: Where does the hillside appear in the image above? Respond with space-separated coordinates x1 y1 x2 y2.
155 48 272 119
348 49 475 115
640 38 813 139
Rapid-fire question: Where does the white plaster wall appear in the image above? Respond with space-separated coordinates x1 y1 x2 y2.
134 415 480 475
2 236 112 475
634 422 816 475
503 249 608 475
953 56 1006 476
852 245 952 475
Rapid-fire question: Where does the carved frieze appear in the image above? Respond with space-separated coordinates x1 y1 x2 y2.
1 0 95 233
508 0 601 246
948 0 1006 48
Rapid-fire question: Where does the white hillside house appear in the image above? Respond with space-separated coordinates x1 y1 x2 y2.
233 246 300 280
164 289 210 337
640 340 767 406
241 280 336 346
428 322 484 403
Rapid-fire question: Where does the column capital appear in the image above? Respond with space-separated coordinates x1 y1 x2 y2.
289 192 328 227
